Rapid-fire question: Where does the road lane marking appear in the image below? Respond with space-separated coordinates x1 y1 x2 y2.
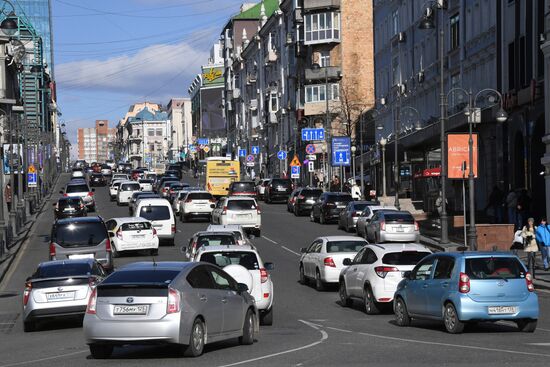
281 246 300 256
216 319 328 367
536 328 550 332
0 350 87 367
327 326 353 333
261 235 278 244
261 236 300 256
526 343 550 346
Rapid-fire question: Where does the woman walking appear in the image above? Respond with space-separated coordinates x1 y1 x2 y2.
522 217 539 278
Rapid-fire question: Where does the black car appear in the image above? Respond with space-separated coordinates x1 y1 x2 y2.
89 173 106 187
264 178 292 203
54 197 87 219
310 192 354 224
293 188 324 216
229 181 257 197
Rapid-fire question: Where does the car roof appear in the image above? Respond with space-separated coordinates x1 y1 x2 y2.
379 210 414 216
197 245 256 253
367 243 430 253
137 198 171 205
226 196 257 201
433 251 520 259
109 217 151 224
56 216 103 224
207 224 244 231
367 205 397 211
118 261 191 271
195 231 237 237
351 200 380 205
120 180 139 184
316 235 369 242
185 190 211 195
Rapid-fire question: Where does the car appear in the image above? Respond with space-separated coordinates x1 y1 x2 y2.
393 252 539 333
339 243 431 314
256 179 270 200
179 191 215 222
134 198 176 245
108 180 124 201
206 224 249 246
91 163 101 173
112 173 129 182
192 245 274 325
105 217 159 257
61 182 96 212
337 200 380 232
164 169 180 179
356 205 398 238
105 160 116 170
73 160 87 169
130 169 145 180
287 188 302 212
138 178 154 192
157 177 179 196
168 182 189 202
228 181 257 198
89 173 107 187
49 216 113 271
83 261 258 359
310 192 353 224
264 178 292 203
71 169 85 179
22 259 107 332
365 210 420 243
184 231 239 259
129 192 159 214
117 163 133 173
291 187 323 216
116 181 142 206
53 196 87 219
100 164 112 178
211 196 261 236
299 236 368 291
166 165 182 179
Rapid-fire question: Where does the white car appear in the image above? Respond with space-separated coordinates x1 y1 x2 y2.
206 224 249 246
356 205 397 238
71 170 85 179
116 181 142 205
172 187 203 213
192 245 274 325
138 179 154 192
105 217 159 257
112 173 129 182
179 191 215 222
134 198 176 245
109 180 125 201
299 236 368 291
338 243 431 314
211 196 261 237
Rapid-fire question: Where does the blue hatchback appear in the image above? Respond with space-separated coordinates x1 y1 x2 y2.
393 252 539 333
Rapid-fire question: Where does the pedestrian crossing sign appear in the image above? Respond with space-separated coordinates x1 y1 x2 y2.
290 155 301 167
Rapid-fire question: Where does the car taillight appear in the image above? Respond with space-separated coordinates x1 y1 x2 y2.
171 224 176 233
152 228 157 237
116 229 123 240
326 203 335 207
222 206 227 215
260 268 268 283
374 266 398 278
106 238 112 253
324 257 336 267
459 272 470 293
86 288 97 314
88 276 98 288
170 189 175 194
23 281 32 306
380 221 386 231
526 272 535 292
49 243 56 258
297 195 305 200
88 192 94 196
63 193 68 197
256 205 261 214
167 288 180 313
414 221 419 231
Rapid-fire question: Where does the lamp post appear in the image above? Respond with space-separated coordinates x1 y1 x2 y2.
351 145 357 182
380 137 387 198
393 106 401 210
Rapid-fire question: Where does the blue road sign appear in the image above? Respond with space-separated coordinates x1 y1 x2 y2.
332 136 351 166
188 144 197 153
246 154 255 162
301 128 325 141
251 146 260 155
305 144 316 154
27 172 37 188
198 138 209 145
291 166 300 178
238 149 247 157
277 150 287 160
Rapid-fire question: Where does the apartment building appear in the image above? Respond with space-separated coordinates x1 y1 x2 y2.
77 128 96 162
167 98 192 161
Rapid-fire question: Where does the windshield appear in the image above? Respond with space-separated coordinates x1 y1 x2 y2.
382 251 431 265
301 189 323 197
36 263 92 278
66 184 89 193
197 235 236 247
231 182 255 192
139 205 170 220
466 257 525 279
54 222 107 247
227 200 256 210
326 241 366 253
351 203 369 211
200 251 259 270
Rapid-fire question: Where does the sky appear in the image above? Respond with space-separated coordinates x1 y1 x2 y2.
52 0 246 147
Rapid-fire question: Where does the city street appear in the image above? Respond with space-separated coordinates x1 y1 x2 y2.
0 174 549 367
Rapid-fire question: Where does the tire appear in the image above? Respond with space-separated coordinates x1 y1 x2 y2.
319 212 326 225
23 321 36 332
315 269 325 291
89 344 113 359
516 319 537 332
339 280 352 307
364 286 380 315
310 211 315 222
394 297 411 327
443 303 465 334
260 307 273 326
239 309 255 345
111 244 119 258
299 265 307 285
150 248 158 256
294 206 299 216
183 318 205 357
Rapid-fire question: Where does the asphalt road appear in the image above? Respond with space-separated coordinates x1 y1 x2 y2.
1 173 550 367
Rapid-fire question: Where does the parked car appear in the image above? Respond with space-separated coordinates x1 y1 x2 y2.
299 236 368 291
89 173 107 187
116 181 142 206
83 261 258 358
22 259 106 332
53 197 87 219
365 210 420 243
108 180 123 201
337 201 380 232
184 231 239 259
228 181 257 198
287 188 302 212
264 178 292 203
179 191 215 222
339 243 431 314
129 192 159 214
356 205 397 238
61 182 95 212
49 216 113 271
394 252 539 333
211 197 261 236
134 198 176 245
256 179 270 200
105 217 159 257
138 178 154 192
310 192 353 224
292 188 323 216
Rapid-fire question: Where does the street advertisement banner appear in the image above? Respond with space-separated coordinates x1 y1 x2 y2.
200 87 225 137
201 66 224 86
331 136 351 167
447 133 478 179
3 144 23 174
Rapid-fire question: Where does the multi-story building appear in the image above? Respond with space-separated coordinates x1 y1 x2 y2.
77 121 116 163
77 128 97 162
167 98 192 161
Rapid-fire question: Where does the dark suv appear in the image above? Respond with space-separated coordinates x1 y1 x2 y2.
264 178 292 203
89 173 106 187
229 181 257 197
310 192 354 224
293 188 324 216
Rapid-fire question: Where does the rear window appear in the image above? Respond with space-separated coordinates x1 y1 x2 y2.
139 179 154 184
102 269 179 284
197 235 236 247
66 184 89 193
54 222 107 247
301 189 323 196
382 251 431 265
271 179 291 188
465 257 525 280
121 222 152 231
326 241 366 253
351 203 369 211
188 192 213 200
101 165 110 169
384 213 415 224
36 263 92 278
227 200 256 210
139 205 171 221
200 251 259 270
326 195 353 203
58 198 81 208
231 182 255 192
121 183 140 191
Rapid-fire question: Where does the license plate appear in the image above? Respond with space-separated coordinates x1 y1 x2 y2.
46 291 75 302
63 208 75 212
488 306 518 315
277 188 286 192
153 224 163 228
237 214 252 219
113 305 149 315
337 205 345 209
306 199 315 203
69 254 94 259
132 234 146 238
396 227 404 232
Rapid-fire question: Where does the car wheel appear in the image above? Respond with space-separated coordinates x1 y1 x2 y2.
299 265 307 285
337 220 343 230
319 213 326 225
364 286 380 315
23 321 36 332
260 307 273 326
183 318 205 357
238 309 255 345
315 269 325 291
111 244 119 258
150 248 158 256
394 297 411 327
516 319 537 332
294 206 299 216
339 280 352 307
443 303 464 334
89 344 113 359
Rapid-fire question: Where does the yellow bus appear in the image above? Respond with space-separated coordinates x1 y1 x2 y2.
205 157 240 197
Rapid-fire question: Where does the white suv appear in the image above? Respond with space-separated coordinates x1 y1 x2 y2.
192 245 274 325
211 196 261 236
178 191 215 222
338 243 431 314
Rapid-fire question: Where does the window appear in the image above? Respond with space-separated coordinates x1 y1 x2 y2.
364 248 378 264
304 12 341 45
200 251 260 270
382 251 432 266
353 248 366 263
392 9 399 36
392 56 400 86
187 266 216 289
508 41 515 90
319 50 331 67
139 205 170 220
305 83 340 103
208 267 236 290
433 257 455 279
156 128 163 136
326 241 367 253
450 13 459 50
36 263 92 278
465 257 525 279
412 258 434 280
269 92 278 112
53 222 108 248
227 200 257 210
148 129 155 136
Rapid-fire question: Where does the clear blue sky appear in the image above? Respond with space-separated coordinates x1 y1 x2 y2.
53 0 244 146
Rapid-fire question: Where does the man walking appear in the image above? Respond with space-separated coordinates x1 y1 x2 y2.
535 218 550 271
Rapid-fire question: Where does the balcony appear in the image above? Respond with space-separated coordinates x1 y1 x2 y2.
305 66 342 82
303 0 340 11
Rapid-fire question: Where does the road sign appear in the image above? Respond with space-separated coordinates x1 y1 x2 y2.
277 150 287 160
332 136 351 166
246 154 255 162
305 144 316 154
27 164 37 188
202 146 210 153
251 146 260 155
301 128 325 141
238 149 247 158
188 144 197 153
198 138 209 145
307 154 316 161
290 155 301 167
291 166 300 179
246 162 255 167
308 161 315 172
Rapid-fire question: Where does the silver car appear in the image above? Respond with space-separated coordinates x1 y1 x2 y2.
83 261 258 359
22 259 106 332
337 201 379 232
365 210 420 243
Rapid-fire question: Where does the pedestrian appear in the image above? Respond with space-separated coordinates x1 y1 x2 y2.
351 181 361 200
536 217 550 271
506 189 518 228
312 173 319 188
486 185 504 223
330 175 340 192
4 182 12 212
522 218 538 277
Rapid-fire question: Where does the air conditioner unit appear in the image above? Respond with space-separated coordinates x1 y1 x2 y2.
398 32 406 43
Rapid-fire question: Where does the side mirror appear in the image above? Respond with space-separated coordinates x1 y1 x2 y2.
236 283 249 293
403 271 412 280
343 258 352 266
180 246 187 254
108 232 115 238
264 262 274 270
300 247 307 253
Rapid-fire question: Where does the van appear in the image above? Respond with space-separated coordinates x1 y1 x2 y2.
134 198 176 245
117 181 142 206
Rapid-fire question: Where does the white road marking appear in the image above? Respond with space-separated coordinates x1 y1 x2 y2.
281 246 300 256
261 235 278 244
526 343 550 346
536 328 550 332
0 350 87 367
327 326 353 333
216 320 328 367
261 236 300 256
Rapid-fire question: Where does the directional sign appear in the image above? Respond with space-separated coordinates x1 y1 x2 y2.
198 138 209 145
305 144 316 154
301 128 325 141
27 164 37 188
308 161 315 172
291 166 300 179
332 136 351 166
290 155 301 167
246 154 255 162
251 146 260 155
277 150 287 160
238 149 247 158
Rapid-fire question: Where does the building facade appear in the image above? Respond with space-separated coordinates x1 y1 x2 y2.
77 127 96 162
167 98 192 161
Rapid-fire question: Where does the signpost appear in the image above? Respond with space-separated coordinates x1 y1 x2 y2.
277 150 287 160
332 136 351 166
27 164 37 188
238 149 247 158
291 166 300 179
307 154 316 161
301 128 325 141
188 144 197 153
202 146 210 153
308 161 314 172
251 146 260 155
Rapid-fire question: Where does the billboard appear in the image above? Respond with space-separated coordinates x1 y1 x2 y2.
447 133 478 179
200 87 225 137
201 66 224 87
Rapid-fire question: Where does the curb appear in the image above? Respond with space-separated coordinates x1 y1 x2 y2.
419 235 463 252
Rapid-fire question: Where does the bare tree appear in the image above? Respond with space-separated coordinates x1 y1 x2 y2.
331 81 368 139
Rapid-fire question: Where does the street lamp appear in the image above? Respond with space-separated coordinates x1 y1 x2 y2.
380 137 387 198
0 1 17 37
351 145 357 182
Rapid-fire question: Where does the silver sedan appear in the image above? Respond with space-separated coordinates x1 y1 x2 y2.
83 261 258 358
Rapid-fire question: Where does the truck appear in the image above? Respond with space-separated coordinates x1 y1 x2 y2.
205 157 240 197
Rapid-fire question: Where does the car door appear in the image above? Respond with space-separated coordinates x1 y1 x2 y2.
186 265 223 337
341 203 351 227
356 248 378 295
405 257 436 315
424 256 455 317
207 266 245 334
366 212 379 241
302 240 320 278
344 247 366 296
